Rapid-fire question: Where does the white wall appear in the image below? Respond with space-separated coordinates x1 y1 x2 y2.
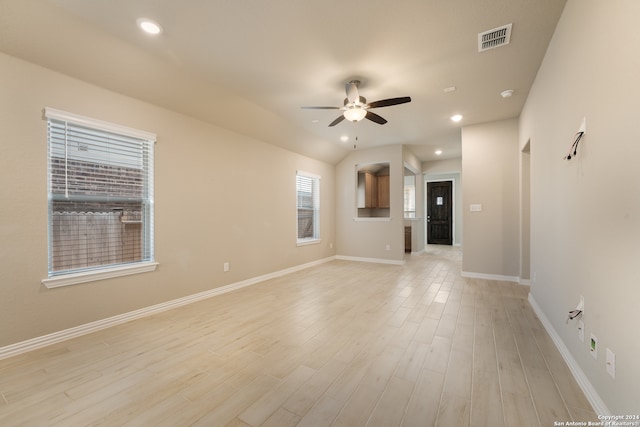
461 119 520 279
0 52 336 347
336 145 405 262
520 0 640 413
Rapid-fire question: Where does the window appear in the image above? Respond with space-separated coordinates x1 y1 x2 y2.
296 171 320 244
404 173 416 218
43 108 156 287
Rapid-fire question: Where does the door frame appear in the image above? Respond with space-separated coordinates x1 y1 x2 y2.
424 178 456 246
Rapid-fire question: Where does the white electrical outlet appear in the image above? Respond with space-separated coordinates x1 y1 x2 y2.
590 333 598 360
385 244 391 251
577 319 584 342
606 348 615 379
223 262 229 272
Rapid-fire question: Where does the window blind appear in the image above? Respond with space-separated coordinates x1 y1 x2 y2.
45 109 155 276
296 172 320 241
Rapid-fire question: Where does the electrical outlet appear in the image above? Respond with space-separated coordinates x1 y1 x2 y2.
606 348 615 379
590 333 598 360
577 319 584 342
385 244 391 251
223 262 229 272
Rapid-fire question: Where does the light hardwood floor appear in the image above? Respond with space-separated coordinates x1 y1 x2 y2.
0 246 597 426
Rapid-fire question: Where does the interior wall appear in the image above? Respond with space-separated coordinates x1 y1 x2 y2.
403 146 424 252
520 0 640 413
461 119 519 278
0 52 336 347
336 145 404 262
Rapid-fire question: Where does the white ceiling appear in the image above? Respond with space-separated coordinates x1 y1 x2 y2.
0 0 566 164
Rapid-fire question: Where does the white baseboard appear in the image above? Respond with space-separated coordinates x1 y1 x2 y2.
519 278 532 286
0 256 336 361
335 255 405 266
461 271 521 283
528 294 610 415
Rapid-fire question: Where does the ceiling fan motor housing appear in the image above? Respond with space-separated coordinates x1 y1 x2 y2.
302 79 411 126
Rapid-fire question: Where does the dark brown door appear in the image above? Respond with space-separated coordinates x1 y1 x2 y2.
427 181 453 245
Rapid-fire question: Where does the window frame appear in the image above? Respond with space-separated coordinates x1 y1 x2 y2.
42 108 157 288
296 170 321 246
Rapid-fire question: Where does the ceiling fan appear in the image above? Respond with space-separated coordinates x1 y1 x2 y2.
302 80 411 127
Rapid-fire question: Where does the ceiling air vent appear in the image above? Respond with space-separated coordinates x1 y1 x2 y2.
478 23 512 52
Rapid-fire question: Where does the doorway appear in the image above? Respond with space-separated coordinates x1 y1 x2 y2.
427 181 453 245
521 140 531 281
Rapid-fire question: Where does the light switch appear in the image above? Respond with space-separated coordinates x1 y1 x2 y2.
606 348 615 379
470 204 482 212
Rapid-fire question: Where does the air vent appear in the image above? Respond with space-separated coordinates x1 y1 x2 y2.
478 23 512 52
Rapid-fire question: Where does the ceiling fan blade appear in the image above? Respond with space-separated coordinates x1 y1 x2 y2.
345 81 360 103
328 115 346 127
365 111 387 125
367 96 412 109
301 106 341 109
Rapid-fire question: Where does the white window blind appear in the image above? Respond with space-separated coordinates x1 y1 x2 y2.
404 183 416 218
296 171 320 242
45 108 155 277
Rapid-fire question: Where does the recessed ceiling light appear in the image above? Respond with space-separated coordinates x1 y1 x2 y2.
435 150 443 156
311 119 319 123
450 114 463 122
137 18 162 35
500 89 514 98
443 86 457 93
340 135 349 142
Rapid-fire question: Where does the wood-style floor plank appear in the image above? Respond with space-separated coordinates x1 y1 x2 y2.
0 246 595 426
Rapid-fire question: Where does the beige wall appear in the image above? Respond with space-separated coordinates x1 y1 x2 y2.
336 145 405 262
520 0 640 413
403 146 424 252
422 157 462 175
461 119 520 278
0 52 336 347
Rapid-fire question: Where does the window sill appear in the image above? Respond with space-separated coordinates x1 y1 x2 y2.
297 238 322 247
42 261 159 289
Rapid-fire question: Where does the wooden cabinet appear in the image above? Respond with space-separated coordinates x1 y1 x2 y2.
358 172 389 209
377 175 390 208
405 226 412 253
357 170 390 213
364 172 378 208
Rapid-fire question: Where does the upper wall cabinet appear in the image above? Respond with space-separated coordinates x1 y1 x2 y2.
356 162 390 218
377 174 390 208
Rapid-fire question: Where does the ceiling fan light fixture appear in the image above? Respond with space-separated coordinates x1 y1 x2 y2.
343 107 367 122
